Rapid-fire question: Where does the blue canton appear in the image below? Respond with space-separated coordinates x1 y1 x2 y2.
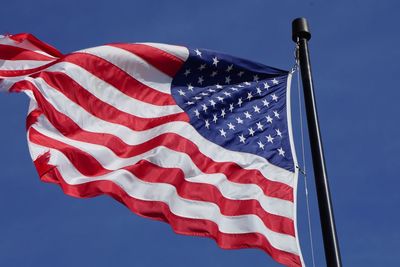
171 48 294 172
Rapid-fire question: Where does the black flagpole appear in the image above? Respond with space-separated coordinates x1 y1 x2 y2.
291 18 342 267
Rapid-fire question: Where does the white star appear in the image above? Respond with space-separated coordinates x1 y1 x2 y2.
266 134 274 143
263 82 270 89
239 134 246 144
194 109 200 118
253 75 259 82
227 122 235 130
266 115 273 124
237 98 243 107
216 84 223 89
212 57 219 66
205 119 210 129
230 87 238 91
247 92 253 101
220 108 226 118
273 110 280 118
208 88 216 93
219 128 227 137
237 84 244 88
278 147 285 156
201 92 209 96
256 87 262 95
209 99 216 108
226 64 233 72
253 105 260 113
178 89 185 96
201 103 208 112
275 128 282 137
187 84 194 91
244 111 252 119
198 76 204 85
213 113 218 123
237 71 244 77
194 49 202 57
272 78 279 85
216 96 224 102
211 71 218 77
225 76 231 84
256 121 264 130
229 103 234 112
262 99 270 107
198 64 206 71
186 101 194 105
184 69 191 76
236 117 244 124
248 127 255 136
244 81 251 86
193 96 202 100
271 93 278 101
223 91 231 97
257 141 265 150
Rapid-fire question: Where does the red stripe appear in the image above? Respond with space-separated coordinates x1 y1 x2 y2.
26 109 43 129
21 73 189 131
110 43 184 77
0 60 55 77
0 33 61 77
29 127 294 236
33 156 301 267
9 33 63 58
64 52 177 106
0 44 55 61
22 89 292 201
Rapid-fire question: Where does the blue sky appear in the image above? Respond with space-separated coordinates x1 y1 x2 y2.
0 1 399 266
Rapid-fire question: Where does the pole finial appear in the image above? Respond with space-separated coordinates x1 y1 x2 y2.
292 17 311 42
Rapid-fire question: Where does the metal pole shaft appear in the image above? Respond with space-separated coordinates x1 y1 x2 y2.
292 18 342 267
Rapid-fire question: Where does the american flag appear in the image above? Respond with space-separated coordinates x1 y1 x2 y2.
0 33 303 267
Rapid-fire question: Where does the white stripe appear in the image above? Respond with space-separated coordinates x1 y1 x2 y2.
77 45 173 94
0 76 25 92
0 36 57 59
139 43 189 62
22 77 294 186
27 98 38 114
31 115 294 219
0 59 51 71
44 62 182 118
27 142 299 255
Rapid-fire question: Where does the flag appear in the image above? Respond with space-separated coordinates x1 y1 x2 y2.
0 33 303 267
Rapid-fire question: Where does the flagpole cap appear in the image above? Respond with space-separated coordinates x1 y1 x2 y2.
292 17 311 42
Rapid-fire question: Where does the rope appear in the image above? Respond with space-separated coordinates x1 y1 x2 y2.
295 42 316 267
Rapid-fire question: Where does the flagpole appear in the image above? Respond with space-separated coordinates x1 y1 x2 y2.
291 18 342 267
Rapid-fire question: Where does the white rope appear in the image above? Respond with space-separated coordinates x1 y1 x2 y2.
295 42 316 267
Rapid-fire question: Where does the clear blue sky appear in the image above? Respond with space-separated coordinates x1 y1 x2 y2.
1 1 399 266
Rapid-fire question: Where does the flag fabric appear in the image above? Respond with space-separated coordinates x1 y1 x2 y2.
0 33 303 267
